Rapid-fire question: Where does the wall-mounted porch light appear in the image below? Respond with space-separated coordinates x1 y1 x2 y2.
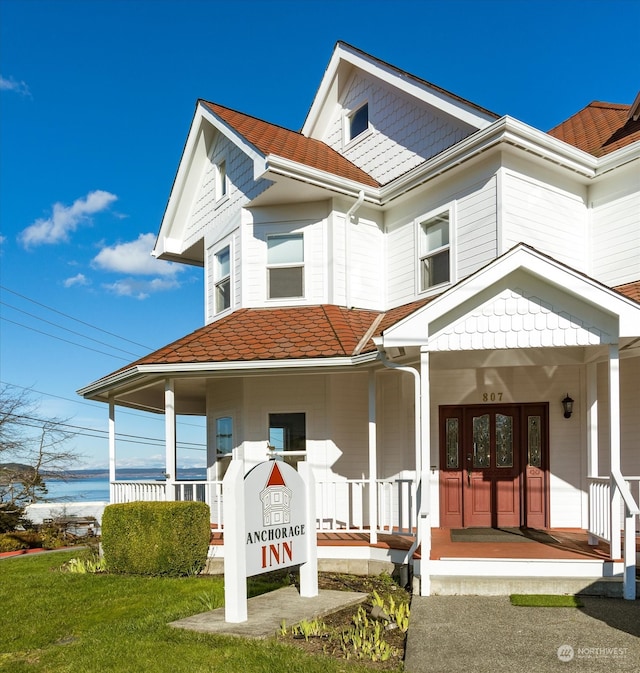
562 394 574 419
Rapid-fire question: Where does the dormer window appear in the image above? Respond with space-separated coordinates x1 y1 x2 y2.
215 160 227 200
214 245 231 313
267 233 304 299
419 210 450 291
347 102 369 142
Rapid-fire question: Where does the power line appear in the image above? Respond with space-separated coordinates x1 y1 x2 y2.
1 316 131 362
1 300 142 358
0 284 152 350
0 381 207 429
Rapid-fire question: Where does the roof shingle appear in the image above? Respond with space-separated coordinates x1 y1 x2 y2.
547 100 640 157
203 101 380 188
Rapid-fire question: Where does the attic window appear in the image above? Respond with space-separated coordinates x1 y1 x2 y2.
348 102 369 142
215 160 227 199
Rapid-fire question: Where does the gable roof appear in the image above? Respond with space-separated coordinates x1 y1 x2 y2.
203 101 380 188
547 100 640 157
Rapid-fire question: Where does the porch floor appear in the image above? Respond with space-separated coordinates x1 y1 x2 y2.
430 527 614 562
210 527 636 563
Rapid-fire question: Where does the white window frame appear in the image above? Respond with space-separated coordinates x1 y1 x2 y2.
214 415 234 481
215 159 227 201
213 244 231 314
266 232 305 300
416 205 453 294
343 100 371 147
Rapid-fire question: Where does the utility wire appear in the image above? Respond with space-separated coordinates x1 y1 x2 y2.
0 301 142 358
0 284 152 350
0 381 206 429
1 317 131 362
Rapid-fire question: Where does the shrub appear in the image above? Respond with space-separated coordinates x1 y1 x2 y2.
101 501 210 576
0 533 29 552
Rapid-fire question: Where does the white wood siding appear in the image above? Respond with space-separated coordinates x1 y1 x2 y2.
322 71 476 185
184 132 269 253
502 169 588 270
590 188 640 286
385 170 498 308
347 218 384 309
243 204 327 307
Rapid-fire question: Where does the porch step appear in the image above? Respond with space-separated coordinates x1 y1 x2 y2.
429 575 639 598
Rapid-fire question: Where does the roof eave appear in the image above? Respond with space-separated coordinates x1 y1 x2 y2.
78 352 379 402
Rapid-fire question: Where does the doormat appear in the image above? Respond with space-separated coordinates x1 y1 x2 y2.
450 528 558 543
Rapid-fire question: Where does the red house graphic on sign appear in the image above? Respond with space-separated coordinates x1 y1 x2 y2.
260 462 292 526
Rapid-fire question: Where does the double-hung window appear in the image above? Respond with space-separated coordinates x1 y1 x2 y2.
214 245 231 313
267 233 304 299
419 210 450 291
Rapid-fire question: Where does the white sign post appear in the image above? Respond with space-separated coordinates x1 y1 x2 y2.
223 459 318 623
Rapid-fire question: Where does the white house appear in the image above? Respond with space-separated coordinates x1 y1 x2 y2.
79 42 640 597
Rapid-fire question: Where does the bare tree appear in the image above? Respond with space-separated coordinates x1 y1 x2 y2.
0 384 79 530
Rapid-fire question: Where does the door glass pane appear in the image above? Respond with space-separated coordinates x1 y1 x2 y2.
445 418 459 469
496 414 513 467
528 415 542 467
472 414 490 468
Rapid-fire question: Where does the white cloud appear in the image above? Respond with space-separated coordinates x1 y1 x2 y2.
63 273 90 288
0 75 31 97
93 233 179 277
20 190 118 247
102 276 181 300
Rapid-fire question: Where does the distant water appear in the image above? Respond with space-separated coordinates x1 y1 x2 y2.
43 468 207 503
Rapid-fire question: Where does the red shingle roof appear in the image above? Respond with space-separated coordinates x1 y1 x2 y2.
114 298 437 373
614 280 640 303
547 101 640 157
203 101 380 188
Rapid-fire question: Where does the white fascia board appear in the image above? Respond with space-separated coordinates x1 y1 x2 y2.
264 155 380 203
302 43 496 137
594 141 640 177
153 103 268 258
381 245 640 346
381 117 598 204
78 352 379 399
198 104 268 179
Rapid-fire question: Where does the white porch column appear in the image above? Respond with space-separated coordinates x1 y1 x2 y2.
368 369 378 545
165 379 177 500
586 362 599 545
419 347 431 596
609 344 621 560
108 395 116 503
205 382 216 482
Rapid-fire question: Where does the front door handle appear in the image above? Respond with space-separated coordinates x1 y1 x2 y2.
466 453 472 486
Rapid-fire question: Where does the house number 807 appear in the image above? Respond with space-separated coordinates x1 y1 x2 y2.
482 392 503 402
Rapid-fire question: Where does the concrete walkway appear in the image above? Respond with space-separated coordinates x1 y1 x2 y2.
169 585 367 639
404 595 640 673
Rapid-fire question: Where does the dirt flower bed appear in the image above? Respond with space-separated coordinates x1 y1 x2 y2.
279 573 411 671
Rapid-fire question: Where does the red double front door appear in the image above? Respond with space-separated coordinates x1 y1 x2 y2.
439 404 548 528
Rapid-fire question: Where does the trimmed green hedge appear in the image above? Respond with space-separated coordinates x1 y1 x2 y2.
101 501 210 576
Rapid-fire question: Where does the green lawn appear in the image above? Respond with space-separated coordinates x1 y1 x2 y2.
0 551 374 673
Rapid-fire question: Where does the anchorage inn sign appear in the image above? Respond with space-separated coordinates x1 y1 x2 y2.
223 459 318 623
245 461 308 575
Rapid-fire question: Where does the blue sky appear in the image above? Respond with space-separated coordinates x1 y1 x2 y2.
1 0 638 470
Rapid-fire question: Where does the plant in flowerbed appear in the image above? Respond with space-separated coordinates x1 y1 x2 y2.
279 573 411 671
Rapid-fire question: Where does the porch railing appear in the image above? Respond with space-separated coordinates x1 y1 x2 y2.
588 475 640 601
111 477 415 536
